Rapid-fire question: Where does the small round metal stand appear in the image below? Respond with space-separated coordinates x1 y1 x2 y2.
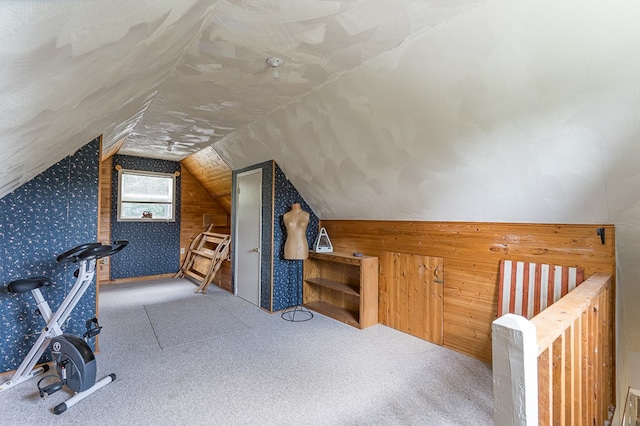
281 259 313 322
281 305 313 322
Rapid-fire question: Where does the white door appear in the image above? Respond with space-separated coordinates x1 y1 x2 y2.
235 169 262 306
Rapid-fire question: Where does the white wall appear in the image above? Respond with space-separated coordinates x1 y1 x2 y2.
214 0 640 405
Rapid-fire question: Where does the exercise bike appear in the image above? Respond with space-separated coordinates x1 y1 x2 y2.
0 240 128 414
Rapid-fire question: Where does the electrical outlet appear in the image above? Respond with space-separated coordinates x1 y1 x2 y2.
180 247 185 254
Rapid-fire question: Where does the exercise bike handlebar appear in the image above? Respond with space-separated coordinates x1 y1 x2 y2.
56 243 103 264
56 240 129 264
104 240 128 257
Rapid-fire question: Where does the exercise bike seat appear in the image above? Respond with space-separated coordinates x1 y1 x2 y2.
7 277 52 293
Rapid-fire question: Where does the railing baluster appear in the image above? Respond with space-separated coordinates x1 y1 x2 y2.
492 274 613 426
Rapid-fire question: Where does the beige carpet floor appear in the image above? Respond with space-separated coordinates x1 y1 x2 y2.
0 278 493 425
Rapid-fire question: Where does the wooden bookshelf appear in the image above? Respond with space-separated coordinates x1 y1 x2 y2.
303 251 378 329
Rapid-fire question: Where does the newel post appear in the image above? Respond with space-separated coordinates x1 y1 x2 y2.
492 313 539 426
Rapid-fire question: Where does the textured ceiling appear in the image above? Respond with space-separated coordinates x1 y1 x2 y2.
0 0 479 198
119 0 477 159
3 0 640 395
0 0 216 197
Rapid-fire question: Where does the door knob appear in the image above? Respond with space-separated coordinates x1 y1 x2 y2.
250 247 259 253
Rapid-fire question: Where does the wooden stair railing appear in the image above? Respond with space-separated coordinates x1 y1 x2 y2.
492 273 615 426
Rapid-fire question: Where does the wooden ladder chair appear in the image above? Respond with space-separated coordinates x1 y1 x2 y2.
175 227 231 294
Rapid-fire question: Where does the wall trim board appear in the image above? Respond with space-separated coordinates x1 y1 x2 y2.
98 155 113 283
320 220 615 362
100 273 175 285
270 160 275 311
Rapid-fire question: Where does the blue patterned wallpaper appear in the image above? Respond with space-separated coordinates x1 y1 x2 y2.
272 163 319 311
110 155 181 279
0 138 100 373
231 160 318 312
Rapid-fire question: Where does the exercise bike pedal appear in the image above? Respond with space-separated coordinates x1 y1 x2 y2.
37 375 64 398
83 317 102 340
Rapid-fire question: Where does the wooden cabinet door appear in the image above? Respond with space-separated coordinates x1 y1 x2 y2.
380 251 444 345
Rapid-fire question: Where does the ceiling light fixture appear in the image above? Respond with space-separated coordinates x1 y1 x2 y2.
266 57 283 79
167 141 174 152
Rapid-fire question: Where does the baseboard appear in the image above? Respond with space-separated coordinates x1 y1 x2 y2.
99 273 175 285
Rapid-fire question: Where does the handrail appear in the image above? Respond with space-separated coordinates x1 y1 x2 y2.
492 272 614 426
531 273 611 355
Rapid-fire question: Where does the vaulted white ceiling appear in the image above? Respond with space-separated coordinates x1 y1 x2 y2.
2 0 640 396
1 0 480 199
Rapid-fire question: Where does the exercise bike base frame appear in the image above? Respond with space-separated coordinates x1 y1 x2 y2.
0 241 127 413
0 259 96 392
0 363 50 392
53 373 116 415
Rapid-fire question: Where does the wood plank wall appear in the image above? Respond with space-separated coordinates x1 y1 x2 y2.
320 221 615 362
97 156 112 283
380 252 444 345
180 146 232 212
179 166 231 291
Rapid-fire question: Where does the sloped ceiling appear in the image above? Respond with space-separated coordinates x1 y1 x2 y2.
181 146 232 212
2 0 640 394
217 1 640 224
0 0 215 196
121 0 471 158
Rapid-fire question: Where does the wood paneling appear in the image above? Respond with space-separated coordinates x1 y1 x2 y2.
179 166 231 291
101 273 174 285
216 261 232 293
97 156 112 283
181 146 232 213
320 220 615 362
380 252 443 345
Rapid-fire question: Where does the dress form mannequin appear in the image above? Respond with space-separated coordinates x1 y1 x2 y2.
283 203 310 260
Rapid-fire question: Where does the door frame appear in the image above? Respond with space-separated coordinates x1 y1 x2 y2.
234 169 263 305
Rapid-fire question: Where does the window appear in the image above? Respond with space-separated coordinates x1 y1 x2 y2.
117 169 176 222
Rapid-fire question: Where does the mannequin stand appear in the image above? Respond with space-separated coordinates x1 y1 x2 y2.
281 260 313 322
281 304 313 322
